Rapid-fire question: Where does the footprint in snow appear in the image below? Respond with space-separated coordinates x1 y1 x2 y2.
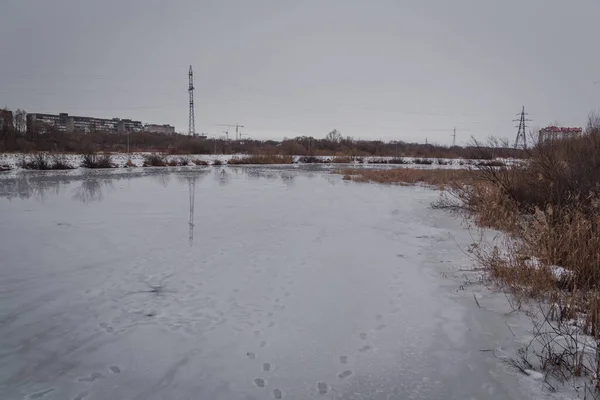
338 370 353 379
72 392 89 400
78 372 105 382
273 388 283 399
340 355 348 364
29 388 55 399
359 332 367 340
109 365 121 374
247 352 256 360
263 363 271 372
317 382 328 395
375 324 386 331
359 345 372 352
254 378 266 388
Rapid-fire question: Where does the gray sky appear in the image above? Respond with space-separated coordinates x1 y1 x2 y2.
1 0 599 144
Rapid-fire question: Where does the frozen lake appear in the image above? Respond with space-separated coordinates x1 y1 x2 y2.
0 166 540 400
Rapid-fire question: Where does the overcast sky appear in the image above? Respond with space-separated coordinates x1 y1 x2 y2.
1 0 599 144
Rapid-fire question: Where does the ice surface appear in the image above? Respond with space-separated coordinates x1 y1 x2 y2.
0 166 543 399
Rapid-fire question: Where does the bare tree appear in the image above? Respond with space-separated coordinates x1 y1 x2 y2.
14 109 27 134
325 129 342 143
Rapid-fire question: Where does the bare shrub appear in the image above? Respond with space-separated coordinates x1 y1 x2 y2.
19 153 51 170
192 159 209 166
297 156 324 163
81 152 114 168
142 153 167 167
212 159 223 166
50 154 75 170
413 158 433 165
19 153 74 170
166 157 189 167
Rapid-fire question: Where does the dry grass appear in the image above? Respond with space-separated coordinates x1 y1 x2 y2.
450 121 600 391
228 155 293 165
339 167 478 187
192 159 209 166
331 156 354 163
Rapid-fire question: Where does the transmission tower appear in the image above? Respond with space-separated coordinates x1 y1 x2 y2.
188 65 195 136
451 127 457 147
513 106 531 149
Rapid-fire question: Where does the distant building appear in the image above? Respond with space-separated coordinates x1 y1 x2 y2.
538 126 582 144
118 119 144 133
27 112 146 134
145 124 175 134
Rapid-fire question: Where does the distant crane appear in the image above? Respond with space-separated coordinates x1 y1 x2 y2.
222 129 229 141
218 124 244 140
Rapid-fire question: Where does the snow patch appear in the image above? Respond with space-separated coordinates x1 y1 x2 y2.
524 369 544 380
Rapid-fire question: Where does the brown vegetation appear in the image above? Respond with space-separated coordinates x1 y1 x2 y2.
227 155 293 165
339 167 478 187
444 116 600 391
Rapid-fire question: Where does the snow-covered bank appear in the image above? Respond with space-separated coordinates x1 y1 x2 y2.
0 167 545 399
0 152 519 170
